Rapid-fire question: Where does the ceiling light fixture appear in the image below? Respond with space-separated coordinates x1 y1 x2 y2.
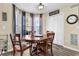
38 3 44 10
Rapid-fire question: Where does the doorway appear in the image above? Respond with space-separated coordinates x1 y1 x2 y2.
46 14 64 46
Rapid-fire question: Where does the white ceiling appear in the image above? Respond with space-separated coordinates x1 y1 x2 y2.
14 3 77 14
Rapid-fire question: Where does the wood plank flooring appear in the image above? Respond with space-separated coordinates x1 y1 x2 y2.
1 44 79 56
53 44 79 56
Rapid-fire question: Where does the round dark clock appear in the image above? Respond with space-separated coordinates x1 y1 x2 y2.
66 14 78 24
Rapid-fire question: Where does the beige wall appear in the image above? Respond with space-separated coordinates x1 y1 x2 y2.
45 6 79 51
0 3 13 50
61 6 79 50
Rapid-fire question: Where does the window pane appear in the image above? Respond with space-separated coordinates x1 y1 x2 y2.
34 14 41 35
15 7 22 34
25 13 32 35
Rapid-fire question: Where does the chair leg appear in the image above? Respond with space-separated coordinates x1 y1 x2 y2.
51 45 53 56
13 50 15 56
20 51 23 56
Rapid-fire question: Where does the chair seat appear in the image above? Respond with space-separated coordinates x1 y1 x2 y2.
47 42 52 45
15 43 31 51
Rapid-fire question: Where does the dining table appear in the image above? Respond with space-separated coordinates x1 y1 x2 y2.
22 35 49 56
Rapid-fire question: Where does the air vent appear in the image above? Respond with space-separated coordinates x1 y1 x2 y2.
70 34 78 46
49 10 59 16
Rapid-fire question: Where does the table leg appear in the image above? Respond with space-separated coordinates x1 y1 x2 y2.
45 41 48 56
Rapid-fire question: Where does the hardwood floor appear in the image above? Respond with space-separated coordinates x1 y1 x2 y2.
1 44 79 56
53 44 79 56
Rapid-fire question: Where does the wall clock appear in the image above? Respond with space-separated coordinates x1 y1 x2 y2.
66 14 78 24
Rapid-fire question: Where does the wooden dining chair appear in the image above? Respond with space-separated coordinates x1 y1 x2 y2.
10 34 31 56
38 31 55 55
47 31 55 55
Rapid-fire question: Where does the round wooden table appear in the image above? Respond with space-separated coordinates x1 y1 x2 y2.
22 35 49 56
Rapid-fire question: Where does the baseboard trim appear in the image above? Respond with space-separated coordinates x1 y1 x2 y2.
63 45 79 52
53 43 79 52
